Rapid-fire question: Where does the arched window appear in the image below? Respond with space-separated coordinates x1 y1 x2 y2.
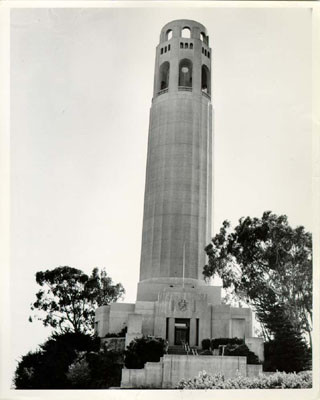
185 43 188 49
180 42 183 49
166 29 173 41
190 43 193 50
201 65 210 95
159 61 170 91
181 27 191 38
179 59 193 88
200 32 208 45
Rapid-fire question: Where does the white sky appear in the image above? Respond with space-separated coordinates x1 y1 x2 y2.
9 6 312 379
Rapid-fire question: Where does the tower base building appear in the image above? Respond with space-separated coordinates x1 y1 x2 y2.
95 20 263 387
96 279 255 349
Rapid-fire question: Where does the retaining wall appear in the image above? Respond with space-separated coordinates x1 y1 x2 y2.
121 355 262 388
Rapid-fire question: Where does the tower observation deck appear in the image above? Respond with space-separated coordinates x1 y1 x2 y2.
139 20 213 291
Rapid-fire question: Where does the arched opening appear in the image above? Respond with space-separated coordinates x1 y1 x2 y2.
201 65 210 95
179 59 192 88
184 43 188 49
181 27 191 38
159 61 170 91
200 32 208 45
190 43 193 49
166 29 173 41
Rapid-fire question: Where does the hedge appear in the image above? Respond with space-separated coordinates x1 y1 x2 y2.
177 370 312 389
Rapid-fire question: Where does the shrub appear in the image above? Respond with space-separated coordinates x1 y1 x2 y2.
67 349 123 388
264 337 311 373
201 339 211 350
14 332 100 389
224 343 260 365
124 336 165 369
177 370 312 389
104 326 127 338
211 337 244 349
199 349 213 356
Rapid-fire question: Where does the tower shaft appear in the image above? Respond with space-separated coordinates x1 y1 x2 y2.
139 19 213 285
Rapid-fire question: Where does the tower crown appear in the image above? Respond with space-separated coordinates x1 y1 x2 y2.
159 19 209 44
153 19 211 100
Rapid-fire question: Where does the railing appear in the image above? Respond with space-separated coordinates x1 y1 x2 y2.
202 90 211 100
178 86 192 92
157 88 168 96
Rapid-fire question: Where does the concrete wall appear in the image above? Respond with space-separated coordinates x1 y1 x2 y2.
121 355 262 389
211 304 231 338
247 364 263 377
162 355 247 388
121 362 163 389
95 303 134 337
245 337 264 362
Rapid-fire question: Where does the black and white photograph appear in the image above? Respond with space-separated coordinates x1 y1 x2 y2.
0 2 319 397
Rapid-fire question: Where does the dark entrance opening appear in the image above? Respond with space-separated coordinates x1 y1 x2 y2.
174 318 190 345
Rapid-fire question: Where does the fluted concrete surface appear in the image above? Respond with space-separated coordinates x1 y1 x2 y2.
140 92 212 281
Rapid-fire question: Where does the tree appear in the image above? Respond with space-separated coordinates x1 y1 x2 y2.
203 211 312 345
30 266 125 334
14 332 99 389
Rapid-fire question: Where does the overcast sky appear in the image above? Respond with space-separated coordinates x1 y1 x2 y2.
10 6 312 377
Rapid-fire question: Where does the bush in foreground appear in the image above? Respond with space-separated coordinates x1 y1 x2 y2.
14 332 100 389
177 370 312 389
124 336 166 369
67 349 123 388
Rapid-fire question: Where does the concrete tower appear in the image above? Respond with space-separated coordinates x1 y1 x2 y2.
95 21 259 368
139 20 213 293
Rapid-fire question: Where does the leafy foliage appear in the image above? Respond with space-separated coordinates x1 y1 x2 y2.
224 343 260 365
124 336 166 369
177 370 312 389
204 212 312 344
201 339 211 350
200 337 260 364
67 349 123 389
211 337 244 349
263 314 311 373
104 326 127 338
30 266 125 334
14 332 99 389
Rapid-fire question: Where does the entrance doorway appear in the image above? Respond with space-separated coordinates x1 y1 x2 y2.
174 318 190 345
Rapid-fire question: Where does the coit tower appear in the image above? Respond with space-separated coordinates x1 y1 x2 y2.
138 19 213 296
95 20 255 350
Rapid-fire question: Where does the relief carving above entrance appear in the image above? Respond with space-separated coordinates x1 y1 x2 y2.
177 299 188 311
